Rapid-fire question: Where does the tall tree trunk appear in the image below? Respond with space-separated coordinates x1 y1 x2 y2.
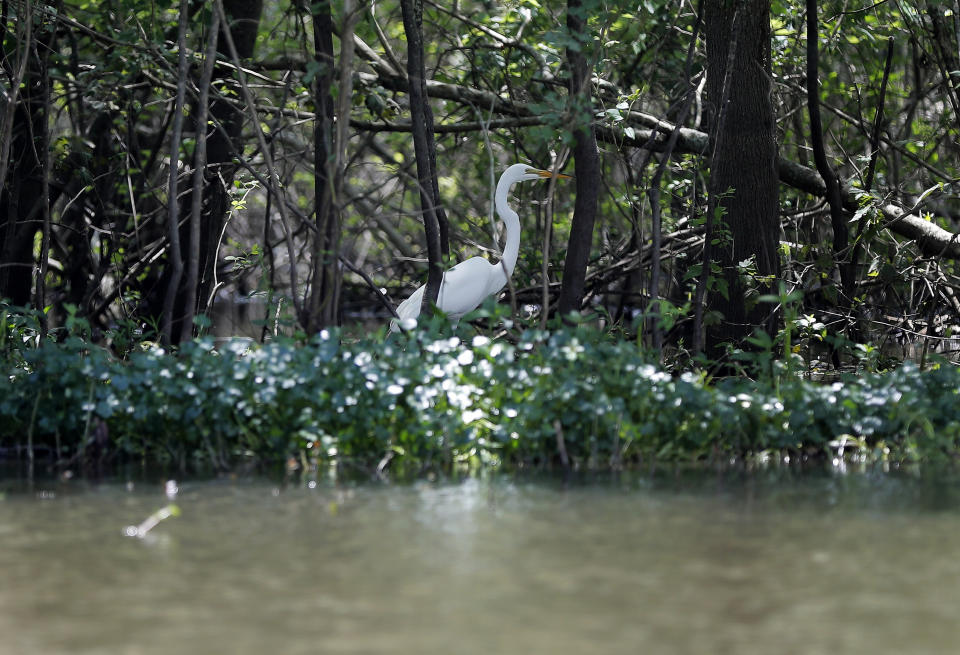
180 8 220 343
806 0 851 298
703 0 780 354
35 4 55 340
399 0 446 311
558 0 601 319
0 4 45 306
161 0 190 346
304 0 357 332
306 0 337 332
329 1 357 325
188 0 263 328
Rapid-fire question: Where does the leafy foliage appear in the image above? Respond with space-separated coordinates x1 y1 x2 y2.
2 0 960 399
2 321 959 472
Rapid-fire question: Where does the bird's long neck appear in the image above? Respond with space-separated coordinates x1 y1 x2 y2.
495 176 522 278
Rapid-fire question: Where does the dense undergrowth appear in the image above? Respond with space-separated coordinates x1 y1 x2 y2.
1 312 959 473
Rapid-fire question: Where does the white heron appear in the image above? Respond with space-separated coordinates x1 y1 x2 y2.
390 164 570 332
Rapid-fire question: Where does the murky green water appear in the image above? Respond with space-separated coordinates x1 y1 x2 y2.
2 469 960 654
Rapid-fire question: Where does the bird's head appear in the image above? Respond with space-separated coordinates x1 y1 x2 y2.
499 163 572 187
519 165 572 182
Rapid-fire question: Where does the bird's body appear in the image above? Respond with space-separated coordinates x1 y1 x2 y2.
391 164 568 332
393 256 509 328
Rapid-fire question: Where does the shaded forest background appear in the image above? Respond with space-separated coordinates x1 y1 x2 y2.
2 0 959 367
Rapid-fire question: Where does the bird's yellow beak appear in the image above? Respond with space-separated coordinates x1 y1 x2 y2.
533 168 572 179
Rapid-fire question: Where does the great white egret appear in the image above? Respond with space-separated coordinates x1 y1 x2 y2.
390 163 570 332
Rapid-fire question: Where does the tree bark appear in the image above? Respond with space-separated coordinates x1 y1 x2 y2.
399 0 446 311
35 2 55 340
0 4 44 306
330 1 357 325
180 8 220 343
704 0 780 353
306 0 338 332
806 0 851 296
558 0 601 319
161 0 190 346
303 0 358 332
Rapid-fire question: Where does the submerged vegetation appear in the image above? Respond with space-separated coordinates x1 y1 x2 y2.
2 304 959 474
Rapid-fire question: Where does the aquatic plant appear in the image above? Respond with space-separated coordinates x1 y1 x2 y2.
1 320 959 472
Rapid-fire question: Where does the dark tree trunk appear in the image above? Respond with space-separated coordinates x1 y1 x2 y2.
558 0 601 319
161 0 190 346
703 0 780 353
180 8 220 343
400 0 446 311
304 0 338 333
806 0 851 297
0 18 49 306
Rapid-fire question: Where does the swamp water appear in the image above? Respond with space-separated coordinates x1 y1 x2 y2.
1 469 960 654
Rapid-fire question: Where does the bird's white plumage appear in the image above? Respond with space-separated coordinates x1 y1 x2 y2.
390 163 567 332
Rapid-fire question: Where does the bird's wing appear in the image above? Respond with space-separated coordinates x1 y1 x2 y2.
391 257 503 331
390 283 426 332
437 257 502 320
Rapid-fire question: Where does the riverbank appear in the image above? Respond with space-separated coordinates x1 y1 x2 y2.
2 326 959 473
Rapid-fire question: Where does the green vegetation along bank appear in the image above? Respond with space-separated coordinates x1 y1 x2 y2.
2 325 959 473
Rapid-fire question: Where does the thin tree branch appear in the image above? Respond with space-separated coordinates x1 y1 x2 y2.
806 0 852 295
851 35 894 280
36 9 55 340
161 0 190 346
180 7 220 343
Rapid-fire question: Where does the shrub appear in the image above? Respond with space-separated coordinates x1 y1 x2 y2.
1 324 959 471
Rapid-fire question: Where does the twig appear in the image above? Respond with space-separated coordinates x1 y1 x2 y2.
864 37 895 193
369 0 404 76
37 12 55 340
0 3 33 292
339 255 400 320
424 0 553 81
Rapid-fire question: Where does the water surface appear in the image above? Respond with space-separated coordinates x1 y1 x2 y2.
2 469 959 654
